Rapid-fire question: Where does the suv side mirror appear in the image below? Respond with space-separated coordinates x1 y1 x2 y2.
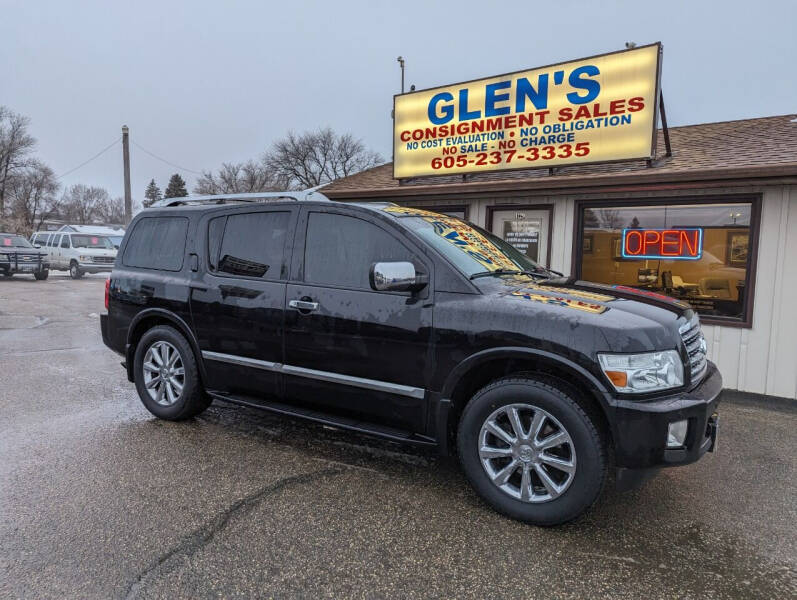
370 261 428 293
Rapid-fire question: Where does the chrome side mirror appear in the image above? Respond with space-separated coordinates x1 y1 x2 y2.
370 261 427 292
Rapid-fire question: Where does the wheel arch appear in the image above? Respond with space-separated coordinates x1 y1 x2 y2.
125 308 207 384
437 347 613 455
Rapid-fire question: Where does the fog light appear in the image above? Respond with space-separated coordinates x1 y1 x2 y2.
667 419 688 448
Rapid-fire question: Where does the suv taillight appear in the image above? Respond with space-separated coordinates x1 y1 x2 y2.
105 278 110 310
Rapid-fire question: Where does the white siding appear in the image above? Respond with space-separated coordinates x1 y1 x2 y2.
701 185 797 399
406 183 797 399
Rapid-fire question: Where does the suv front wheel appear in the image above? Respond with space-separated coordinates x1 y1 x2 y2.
457 376 607 526
133 325 211 420
69 261 83 279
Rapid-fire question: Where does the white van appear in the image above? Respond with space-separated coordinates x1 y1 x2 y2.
30 230 117 279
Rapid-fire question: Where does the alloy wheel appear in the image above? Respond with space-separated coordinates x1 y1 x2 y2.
478 403 577 503
142 340 185 406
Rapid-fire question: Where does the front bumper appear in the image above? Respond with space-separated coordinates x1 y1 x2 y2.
0 255 49 273
2 264 50 273
610 361 722 471
78 262 113 273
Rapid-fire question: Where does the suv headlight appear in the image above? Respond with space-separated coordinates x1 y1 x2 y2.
79 255 93 262
0 253 8 262
598 350 684 393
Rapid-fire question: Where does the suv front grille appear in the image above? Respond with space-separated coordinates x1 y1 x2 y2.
680 316 708 385
92 256 115 264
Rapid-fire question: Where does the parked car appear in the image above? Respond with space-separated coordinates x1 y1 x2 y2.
30 230 117 279
0 232 49 279
100 192 721 525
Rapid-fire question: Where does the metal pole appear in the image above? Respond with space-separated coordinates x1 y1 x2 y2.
659 92 673 158
397 56 405 94
122 125 132 224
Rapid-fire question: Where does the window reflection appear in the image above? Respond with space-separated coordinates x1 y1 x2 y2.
579 202 753 320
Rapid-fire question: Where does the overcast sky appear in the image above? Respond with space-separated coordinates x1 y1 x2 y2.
2 0 795 200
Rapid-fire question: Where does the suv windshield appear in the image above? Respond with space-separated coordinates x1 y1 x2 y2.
0 234 33 248
392 209 550 279
71 235 114 249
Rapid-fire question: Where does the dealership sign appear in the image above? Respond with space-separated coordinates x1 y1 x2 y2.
393 43 662 179
622 228 703 260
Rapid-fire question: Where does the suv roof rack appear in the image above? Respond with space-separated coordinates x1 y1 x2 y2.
153 189 331 208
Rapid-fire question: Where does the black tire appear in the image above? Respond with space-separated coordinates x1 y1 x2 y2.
2 271 13 278
457 376 607 526
69 261 84 279
133 325 211 421
34 269 49 280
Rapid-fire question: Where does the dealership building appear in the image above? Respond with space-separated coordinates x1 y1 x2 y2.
323 112 797 401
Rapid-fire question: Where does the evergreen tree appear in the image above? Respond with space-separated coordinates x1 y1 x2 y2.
143 179 162 207
164 173 188 198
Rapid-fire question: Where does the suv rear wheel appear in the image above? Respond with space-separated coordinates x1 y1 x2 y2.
457 376 607 526
133 325 211 420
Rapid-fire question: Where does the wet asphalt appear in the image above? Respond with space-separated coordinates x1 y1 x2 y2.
0 274 795 599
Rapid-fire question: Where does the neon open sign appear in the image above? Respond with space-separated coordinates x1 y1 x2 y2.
622 228 703 260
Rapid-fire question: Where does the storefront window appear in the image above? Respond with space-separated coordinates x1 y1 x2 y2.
578 200 757 322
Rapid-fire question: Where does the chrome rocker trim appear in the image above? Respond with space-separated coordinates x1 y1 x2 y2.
201 350 425 399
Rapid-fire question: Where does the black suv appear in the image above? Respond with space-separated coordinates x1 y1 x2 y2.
0 232 49 279
101 192 721 525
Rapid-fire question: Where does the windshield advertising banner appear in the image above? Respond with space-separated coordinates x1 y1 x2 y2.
393 43 661 179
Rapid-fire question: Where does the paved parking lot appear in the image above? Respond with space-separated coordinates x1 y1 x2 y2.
0 274 795 599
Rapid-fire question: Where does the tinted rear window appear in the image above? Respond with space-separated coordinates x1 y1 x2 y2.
207 216 226 271
123 217 188 271
213 212 290 279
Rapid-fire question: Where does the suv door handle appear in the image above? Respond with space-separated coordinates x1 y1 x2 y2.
289 299 319 312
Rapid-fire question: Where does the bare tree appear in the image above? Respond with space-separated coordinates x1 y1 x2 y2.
60 184 110 224
264 128 383 189
194 160 287 195
95 196 126 224
6 160 60 234
0 107 37 216
597 209 624 230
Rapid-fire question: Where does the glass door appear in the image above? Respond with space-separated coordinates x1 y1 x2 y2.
490 208 551 267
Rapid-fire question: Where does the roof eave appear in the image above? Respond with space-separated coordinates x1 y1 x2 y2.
324 164 797 199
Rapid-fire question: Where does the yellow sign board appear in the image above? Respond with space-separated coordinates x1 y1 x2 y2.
393 43 661 179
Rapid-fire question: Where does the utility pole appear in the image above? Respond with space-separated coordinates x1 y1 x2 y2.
122 125 132 225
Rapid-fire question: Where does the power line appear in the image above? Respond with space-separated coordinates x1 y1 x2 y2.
131 140 203 175
57 137 121 179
